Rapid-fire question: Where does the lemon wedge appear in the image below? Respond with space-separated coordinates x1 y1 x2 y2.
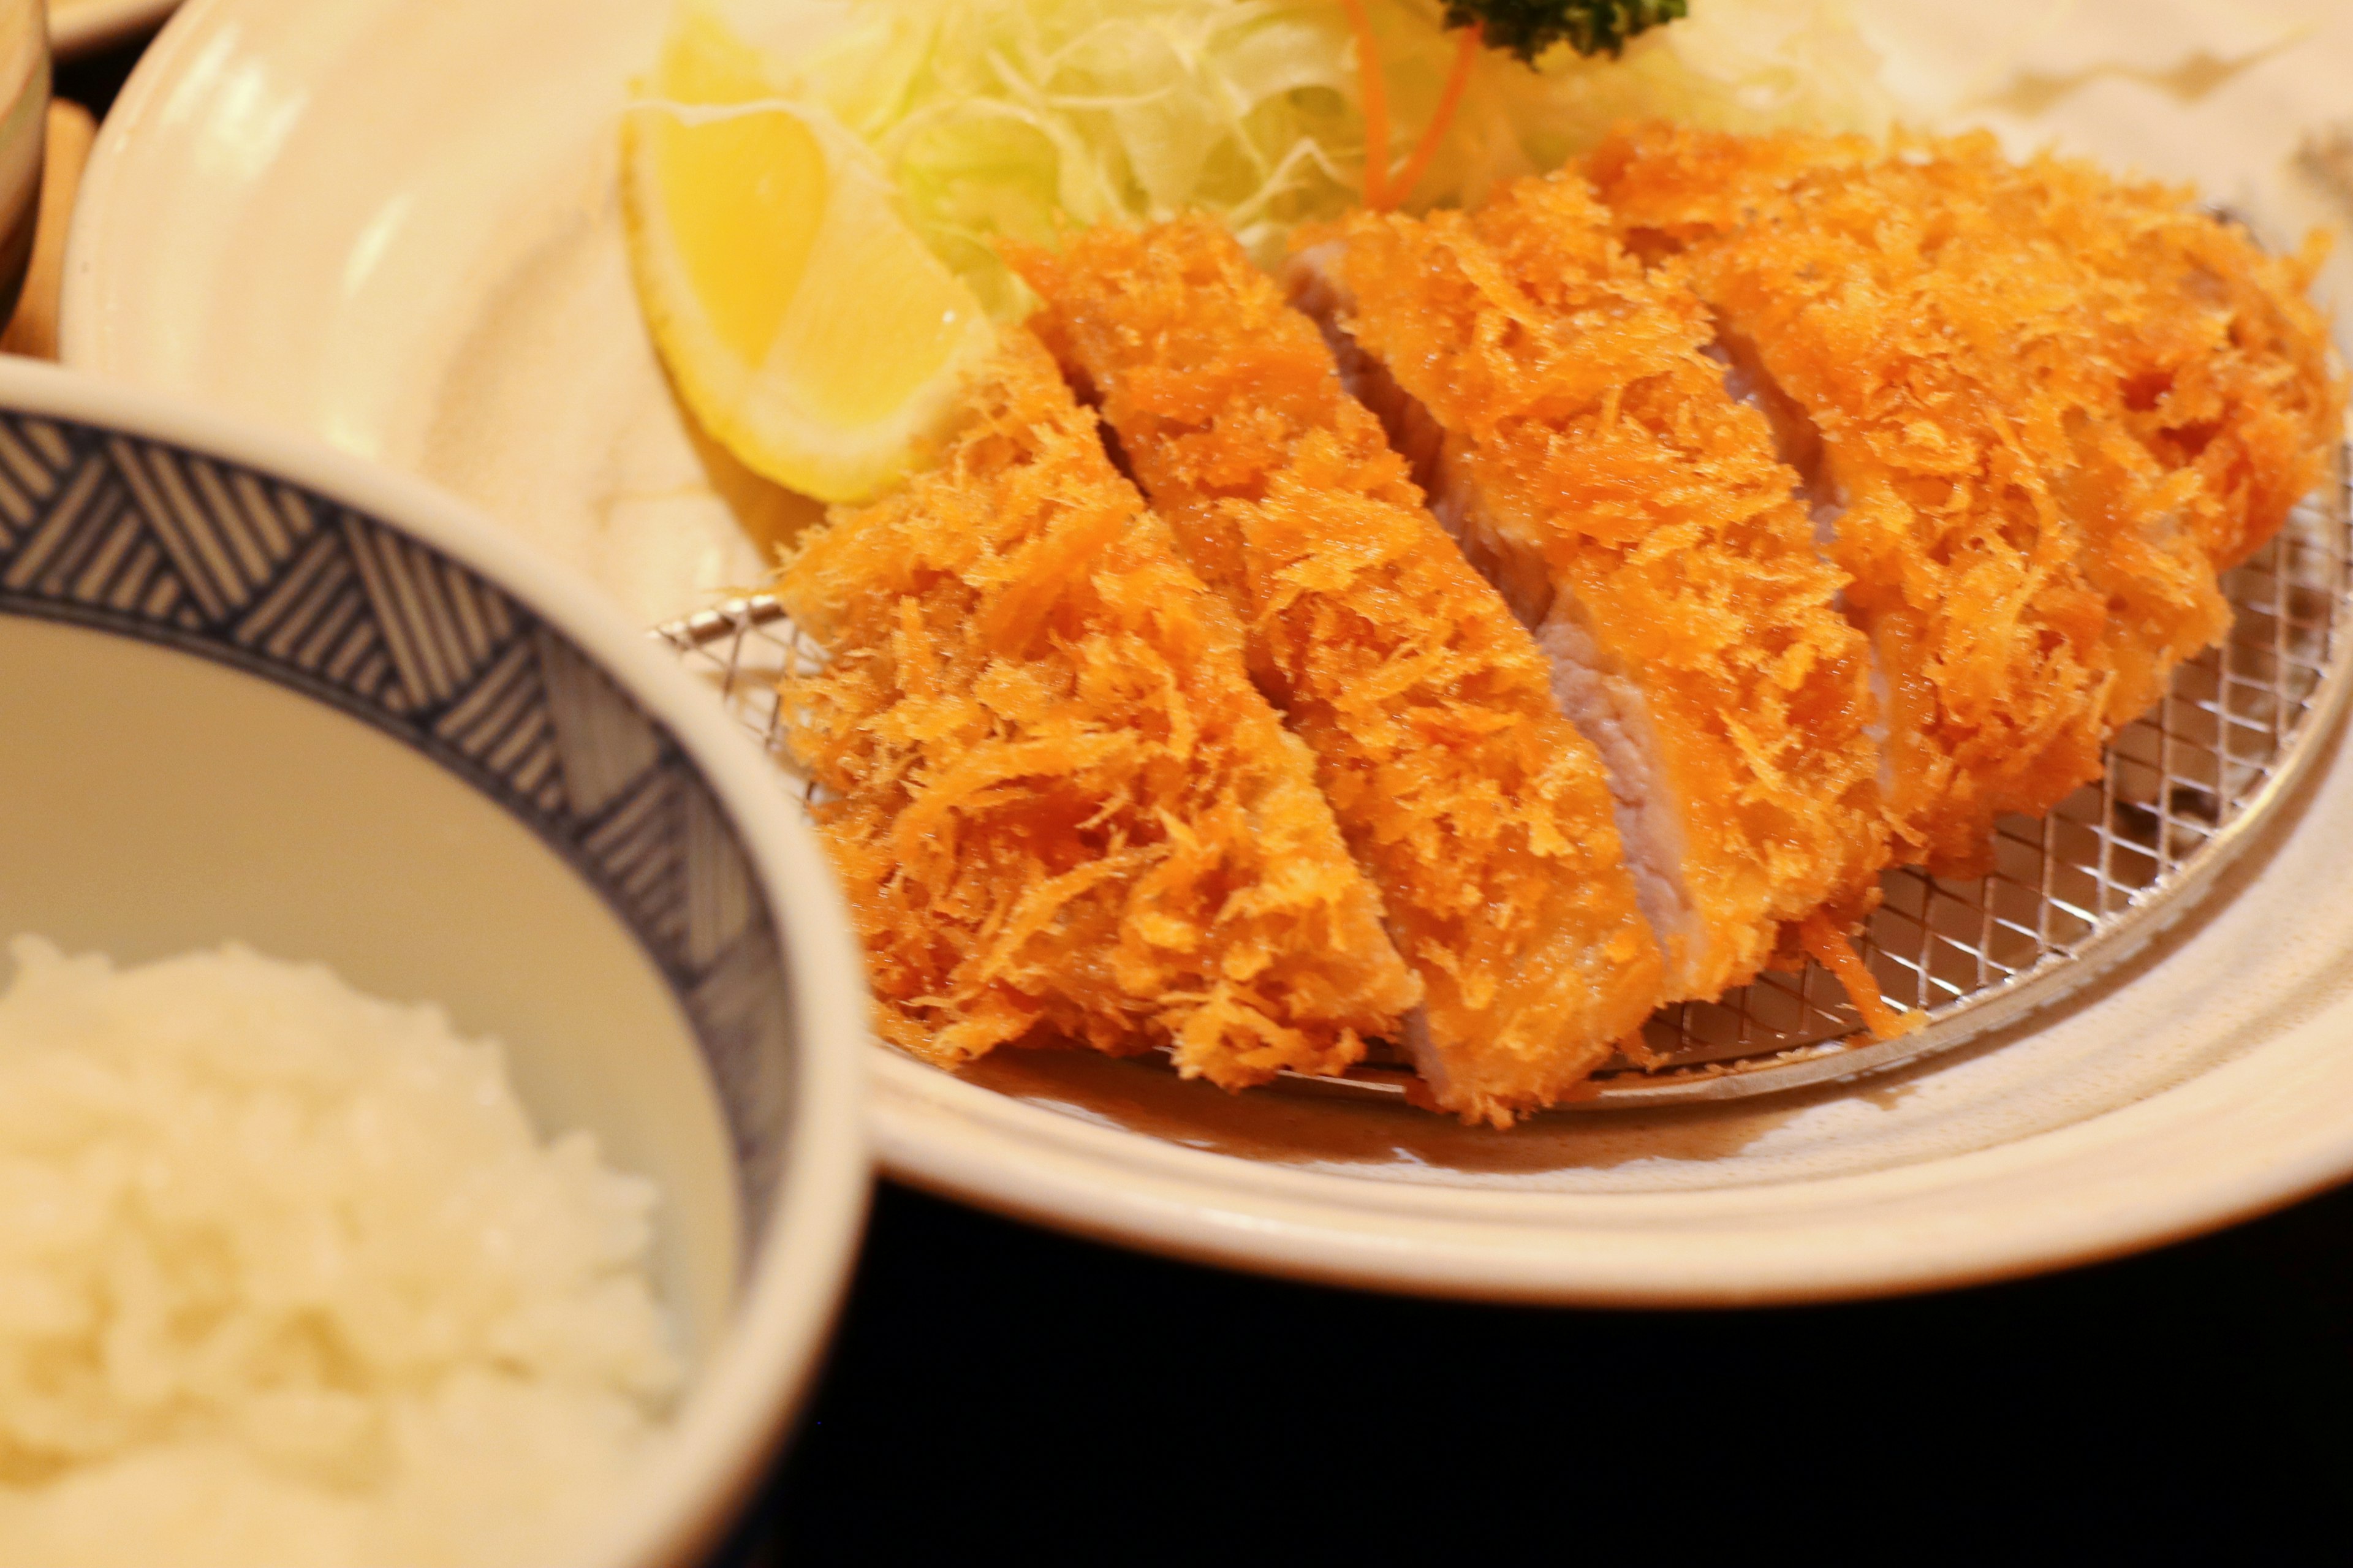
620 9 997 503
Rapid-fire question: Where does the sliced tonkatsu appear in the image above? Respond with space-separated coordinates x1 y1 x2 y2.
1585 125 2340 873
1013 218 1664 1124
2047 156 2344 575
775 332 1420 1088
1292 175 1892 1017
770 126 2343 1121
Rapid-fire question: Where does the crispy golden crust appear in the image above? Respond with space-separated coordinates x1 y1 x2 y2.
1012 219 1663 1124
1589 124 2339 872
2073 190 2346 575
1590 125 2346 578
1324 176 1888 1004
775 333 1419 1089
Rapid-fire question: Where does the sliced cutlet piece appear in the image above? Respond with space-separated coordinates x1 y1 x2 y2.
2050 165 2344 574
1010 218 1664 1124
776 331 1420 1089
1588 124 2253 874
1293 175 1889 1012
1635 129 2342 577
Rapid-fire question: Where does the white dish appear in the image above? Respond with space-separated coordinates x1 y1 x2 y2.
0 357 871 1562
51 0 179 56
59 0 2353 1303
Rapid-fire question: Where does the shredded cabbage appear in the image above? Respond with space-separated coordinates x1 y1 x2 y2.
752 0 1892 314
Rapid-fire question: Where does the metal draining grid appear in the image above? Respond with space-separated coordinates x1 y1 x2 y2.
653 454 2353 1106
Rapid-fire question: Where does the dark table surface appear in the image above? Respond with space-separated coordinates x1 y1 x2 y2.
54 28 2353 1564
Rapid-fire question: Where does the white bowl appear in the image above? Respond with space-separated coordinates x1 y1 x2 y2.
0 356 871 1567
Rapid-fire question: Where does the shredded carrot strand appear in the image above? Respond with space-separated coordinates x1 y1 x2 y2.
1390 23 1480 208
1800 914 1921 1041
1340 0 1390 208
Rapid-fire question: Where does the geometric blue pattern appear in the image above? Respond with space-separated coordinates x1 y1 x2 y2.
0 411 795 1252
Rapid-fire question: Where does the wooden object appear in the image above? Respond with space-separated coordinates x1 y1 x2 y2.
2 100 99 360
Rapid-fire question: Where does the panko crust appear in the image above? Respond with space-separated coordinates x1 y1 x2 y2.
1321 176 1889 1005
1590 123 2341 873
775 332 1419 1089
1014 219 1664 1124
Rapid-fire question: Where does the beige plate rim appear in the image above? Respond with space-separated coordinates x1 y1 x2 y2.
48 0 181 57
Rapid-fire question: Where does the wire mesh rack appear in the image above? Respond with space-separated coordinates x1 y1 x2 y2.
653 451 2353 1108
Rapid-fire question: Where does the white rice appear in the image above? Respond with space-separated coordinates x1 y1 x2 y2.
0 937 682 1568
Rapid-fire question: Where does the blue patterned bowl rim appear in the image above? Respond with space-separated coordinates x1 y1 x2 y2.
0 356 870 1568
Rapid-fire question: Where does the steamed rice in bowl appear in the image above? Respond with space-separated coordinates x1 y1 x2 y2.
0 936 680 1568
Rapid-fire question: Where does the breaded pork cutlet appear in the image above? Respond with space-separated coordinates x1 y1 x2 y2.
1291 176 1893 1023
1012 219 1664 1124
2056 165 2345 574
775 333 1420 1088
1585 125 2336 874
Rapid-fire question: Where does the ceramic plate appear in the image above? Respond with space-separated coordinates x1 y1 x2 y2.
59 0 2353 1302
